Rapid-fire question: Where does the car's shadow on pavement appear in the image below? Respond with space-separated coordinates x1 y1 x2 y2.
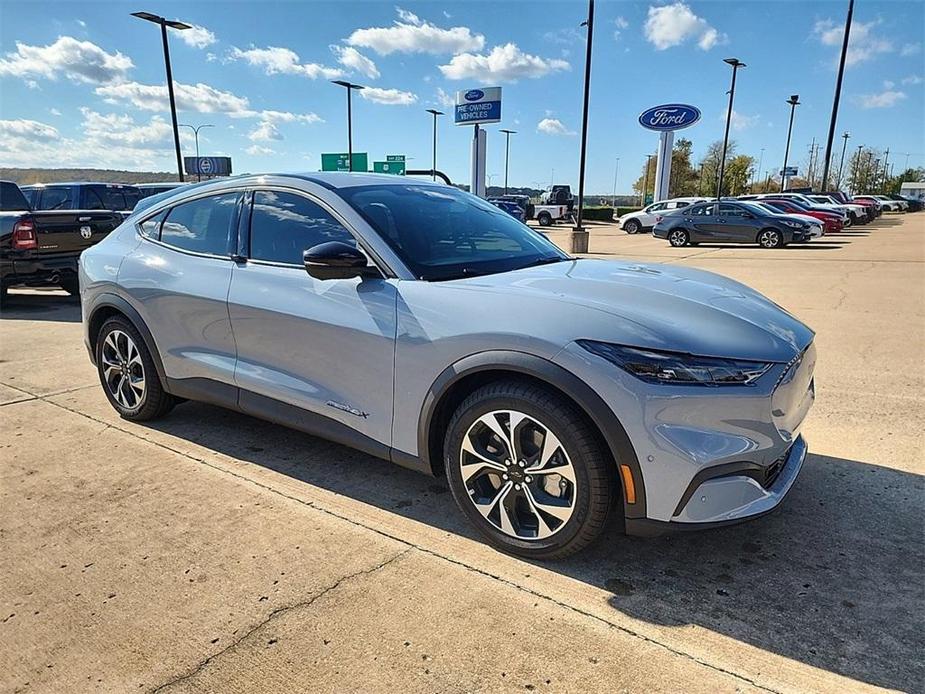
0 290 81 322
147 400 922 692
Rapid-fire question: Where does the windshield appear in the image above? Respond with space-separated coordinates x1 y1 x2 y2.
739 201 774 216
338 184 568 281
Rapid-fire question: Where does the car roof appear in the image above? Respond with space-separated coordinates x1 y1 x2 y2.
20 181 141 188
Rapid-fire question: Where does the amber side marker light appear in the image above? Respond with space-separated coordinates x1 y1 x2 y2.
620 465 636 504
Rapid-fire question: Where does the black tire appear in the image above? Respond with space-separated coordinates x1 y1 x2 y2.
444 380 614 559
624 219 640 234
843 214 853 228
537 212 552 227
758 228 783 248
95 315 175 421
667 228 689 247
60 278 80 296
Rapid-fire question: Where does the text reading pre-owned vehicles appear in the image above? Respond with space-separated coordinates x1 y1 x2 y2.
80 174 815 558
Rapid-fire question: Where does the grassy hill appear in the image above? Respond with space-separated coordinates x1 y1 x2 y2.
0 168 179 185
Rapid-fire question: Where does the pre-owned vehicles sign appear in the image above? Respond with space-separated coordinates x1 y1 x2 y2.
638 104 701 132
455 87 502 125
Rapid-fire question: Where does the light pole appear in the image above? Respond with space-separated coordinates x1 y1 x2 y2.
717 57 746 199
425 109 443 181
821 0 854 192
500 129 516 195
851 145 863 193
641 154 654 206
881 148 890 193
331 80 364 171
179 123 214 182
835 131 850 190
753 148 765 189
611 158 620 207
572 0 595 253
780 94 800 192
131 11 190 182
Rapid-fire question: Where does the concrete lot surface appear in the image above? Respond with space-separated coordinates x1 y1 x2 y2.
1 213 923 693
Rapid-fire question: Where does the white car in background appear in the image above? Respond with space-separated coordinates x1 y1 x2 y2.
805 194 869 224
616 197 706 234
873 195 907 211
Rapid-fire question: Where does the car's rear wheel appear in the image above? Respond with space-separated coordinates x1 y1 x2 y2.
758 228 783 248
96 316 175 421
537 212 552 227
444 381 613 559
668 229 689 247
624 219 640 234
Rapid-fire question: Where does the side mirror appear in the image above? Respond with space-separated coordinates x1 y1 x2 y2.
303 241 380 281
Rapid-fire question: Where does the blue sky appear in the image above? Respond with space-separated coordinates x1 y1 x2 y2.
1 0 923 192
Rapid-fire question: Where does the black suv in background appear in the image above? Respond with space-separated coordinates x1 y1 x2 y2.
653 200 814 248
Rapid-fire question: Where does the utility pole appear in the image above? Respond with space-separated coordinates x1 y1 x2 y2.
820 0 854 191
753 148 764 189
881 148 890 193
572 0 595 253
807 139 816 189
851 145 863 193
835 132 850 190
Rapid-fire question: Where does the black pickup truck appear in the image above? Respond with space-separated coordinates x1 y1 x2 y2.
1 180 121 301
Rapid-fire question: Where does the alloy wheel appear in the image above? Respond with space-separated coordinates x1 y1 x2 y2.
759 230 780 248
459 410 577 541
100 329 146 409
668 230 687 247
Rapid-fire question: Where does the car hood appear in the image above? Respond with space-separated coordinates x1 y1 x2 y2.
450 259 813 362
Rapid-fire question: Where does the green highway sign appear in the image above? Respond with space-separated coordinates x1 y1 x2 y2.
373 160 406 175
386 154 405 162
321 152 369 172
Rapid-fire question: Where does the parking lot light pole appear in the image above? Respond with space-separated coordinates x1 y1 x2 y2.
820 0 854 192
717 57 746 199
332 80 364 171
753 148 765 189
571 0 595 254
500 129 516 195
131 11 191 183
779 95 800 192
425 109 443 181
179 123 214 182
835 132 850 190
611 158 620 207
881 148 890 193
851 145 863 193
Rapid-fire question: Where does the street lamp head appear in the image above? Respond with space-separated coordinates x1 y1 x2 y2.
500 129 517 135
723 57 745 68
787 94 801 106
131 11 191 29
425 109 444 116
842 131 850 138
332 80 364 90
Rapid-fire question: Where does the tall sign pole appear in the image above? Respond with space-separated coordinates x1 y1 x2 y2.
455 87 502 198
820 0 854 192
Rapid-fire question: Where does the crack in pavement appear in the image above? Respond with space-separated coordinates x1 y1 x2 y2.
0 381 96 407
150 548 412 693
19 389 781 694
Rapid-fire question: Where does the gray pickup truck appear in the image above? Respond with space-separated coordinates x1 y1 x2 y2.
1 180 121 301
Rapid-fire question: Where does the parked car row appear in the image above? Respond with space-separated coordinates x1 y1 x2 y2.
615 189 920 249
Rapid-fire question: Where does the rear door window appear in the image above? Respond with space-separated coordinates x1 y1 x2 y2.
160 193 239 256
38 187 73 210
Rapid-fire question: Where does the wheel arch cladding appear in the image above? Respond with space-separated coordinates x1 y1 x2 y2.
418 350 647 521
88 294 168 386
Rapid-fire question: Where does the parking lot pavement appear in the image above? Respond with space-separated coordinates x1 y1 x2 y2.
1 214 922 693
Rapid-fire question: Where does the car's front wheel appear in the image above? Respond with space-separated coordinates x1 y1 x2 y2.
444 381 614 559
758 228 783 248
668 228 689 247
96 316 176 421
624 219 640 234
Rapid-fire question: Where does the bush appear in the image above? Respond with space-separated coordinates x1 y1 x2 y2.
579 206 615 221
615 206 642 217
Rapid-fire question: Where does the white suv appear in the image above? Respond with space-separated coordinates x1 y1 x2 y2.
617 197 706 234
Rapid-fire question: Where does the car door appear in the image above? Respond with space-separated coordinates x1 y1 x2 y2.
686 202 718 241
117 190 242 386
717 203 757 242
640 202 666 227
227 188 397 447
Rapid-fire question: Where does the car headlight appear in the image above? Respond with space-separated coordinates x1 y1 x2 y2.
577 340 773 386
782 220 804 229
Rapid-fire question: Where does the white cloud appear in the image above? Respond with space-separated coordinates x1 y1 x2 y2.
249 121 282 142
347 9 484 55
246 144 276 156
331 45 379 79
0 36 133 84
855 89 907 108
0 119 61 142
439 43 569 82
435 87 455 108
360 86 417 105
174 24 216 49
644 2 725 50
721 109 760 131
901 74 922 85
537 118 575 136
615 16 629 30
229 46 343 79
96 80 251 114
900 42 921 56
812 18 893 66
395 7 422 25
76 19 86 28
80 108 187 149
49 108 62 116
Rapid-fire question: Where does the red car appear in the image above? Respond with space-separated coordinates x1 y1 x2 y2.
760 198 844 233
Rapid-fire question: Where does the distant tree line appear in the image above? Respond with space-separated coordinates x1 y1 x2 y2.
0 168 179 185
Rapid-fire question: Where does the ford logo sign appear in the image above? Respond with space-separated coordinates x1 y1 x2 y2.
464 89 485 102
638 104 701 132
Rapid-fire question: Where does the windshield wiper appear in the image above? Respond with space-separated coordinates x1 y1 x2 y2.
519 256 571 269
